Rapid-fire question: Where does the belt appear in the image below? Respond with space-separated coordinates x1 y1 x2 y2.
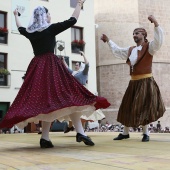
131 73 152 80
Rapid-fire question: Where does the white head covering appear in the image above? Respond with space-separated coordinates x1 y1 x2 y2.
26 6 50 33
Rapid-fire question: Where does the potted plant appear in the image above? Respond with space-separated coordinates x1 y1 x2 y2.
0 27 8 36
71 39 85 53
71 39 79 45
78 40 85 45
0 68 10 86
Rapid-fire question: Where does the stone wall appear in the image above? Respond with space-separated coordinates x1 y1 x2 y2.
95 0 170 128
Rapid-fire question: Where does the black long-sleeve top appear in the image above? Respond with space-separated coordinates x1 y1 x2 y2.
18 17 77 56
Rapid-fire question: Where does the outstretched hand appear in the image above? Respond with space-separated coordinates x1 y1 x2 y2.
13 9 19 16
78 0 86 6
101 34 109 43
79 0 86 3
148 15 159 27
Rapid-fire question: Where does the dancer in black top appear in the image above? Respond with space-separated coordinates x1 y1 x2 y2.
0 1 110 148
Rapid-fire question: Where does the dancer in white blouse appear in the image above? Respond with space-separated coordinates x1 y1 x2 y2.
101 15 165 142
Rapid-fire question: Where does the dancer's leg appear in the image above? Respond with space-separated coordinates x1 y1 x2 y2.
113 125 130 140
142 125 149 135
69 113 86 136
70 113 95 146
122 126 129 135
41 121 51 141
141 124 149 142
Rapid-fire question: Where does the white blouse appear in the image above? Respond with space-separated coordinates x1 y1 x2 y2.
108 26 163 66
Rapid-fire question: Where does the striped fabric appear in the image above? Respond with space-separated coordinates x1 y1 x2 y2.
117 77 165 127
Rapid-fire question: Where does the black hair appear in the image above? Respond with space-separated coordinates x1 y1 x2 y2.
75 62 81 67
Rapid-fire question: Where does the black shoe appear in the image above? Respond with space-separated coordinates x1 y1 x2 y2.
64 126 75 133
113 133 130 140
142 134 149 142
40 138 54 148
38 131 42 134
76 133 95 146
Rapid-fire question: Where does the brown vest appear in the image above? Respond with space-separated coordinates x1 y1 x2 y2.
126 42 153 75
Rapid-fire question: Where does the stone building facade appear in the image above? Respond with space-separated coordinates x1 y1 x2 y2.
94 0 170 128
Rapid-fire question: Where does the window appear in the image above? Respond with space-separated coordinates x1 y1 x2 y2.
0 53 7 69
71 26 83 41
0 11 8 44
0 53 9 86
70 0 83 9
71 27 85 53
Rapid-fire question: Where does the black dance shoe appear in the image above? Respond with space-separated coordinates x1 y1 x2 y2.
113 133 130 140
142 134 149 142
64 126 75 133
76 133 95 146
40 138 54 148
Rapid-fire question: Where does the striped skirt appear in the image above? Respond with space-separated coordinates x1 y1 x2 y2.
117 77 165 127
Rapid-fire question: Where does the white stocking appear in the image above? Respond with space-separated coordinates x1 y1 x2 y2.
41 121 51 141
122 126 129 135
142 125 149 136
69 113 86 136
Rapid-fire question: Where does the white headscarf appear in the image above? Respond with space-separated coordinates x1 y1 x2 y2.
26 6 50 33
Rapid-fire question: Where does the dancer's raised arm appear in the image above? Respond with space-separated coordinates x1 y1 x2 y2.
148 15 163 55
72 0 86 20
80 51 89 64
13 9 22 28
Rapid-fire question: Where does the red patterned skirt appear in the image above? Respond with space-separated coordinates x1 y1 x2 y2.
0 53 110 129
117 77 165 127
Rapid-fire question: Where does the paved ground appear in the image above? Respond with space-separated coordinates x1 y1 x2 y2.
0 132 170 170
